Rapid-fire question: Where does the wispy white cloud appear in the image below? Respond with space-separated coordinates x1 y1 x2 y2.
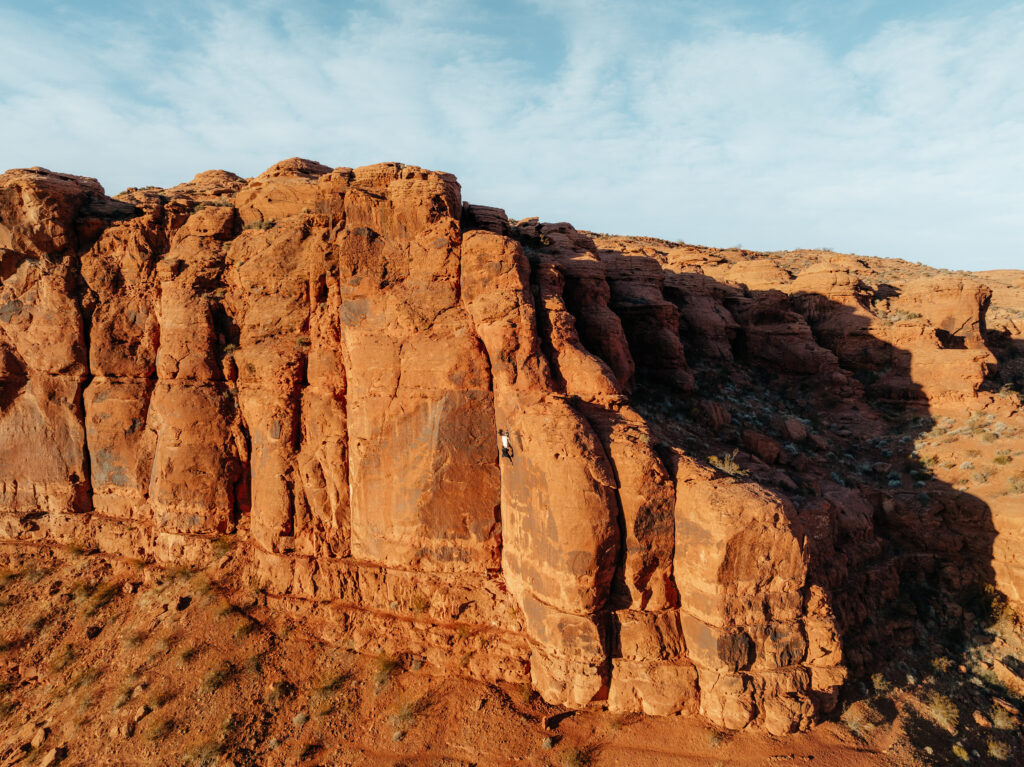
0 0 1021 269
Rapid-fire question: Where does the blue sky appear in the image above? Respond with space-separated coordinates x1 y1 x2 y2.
1 1 1021 270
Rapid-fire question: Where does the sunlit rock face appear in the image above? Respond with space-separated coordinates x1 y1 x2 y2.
1 160 1020 733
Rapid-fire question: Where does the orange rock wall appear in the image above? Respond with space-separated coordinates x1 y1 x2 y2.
1 160 1019 734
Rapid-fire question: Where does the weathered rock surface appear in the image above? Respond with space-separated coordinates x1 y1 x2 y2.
1 160 1021 733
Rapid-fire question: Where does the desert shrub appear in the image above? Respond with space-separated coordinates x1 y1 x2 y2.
0 698 17 720
204 662 237 692
924 690 959 733
561 746 595 767
991 705 1017 730
155 633 179 654
372 652 399 688
50 643 75 671
211 536 235 557
193 200 233 211
112 672 142 710
70 668 100 691
86 583 121 615
124 629 147 648
972 469 994 483
147 717 176 742
1007 472 1024 494
27 613 48 634
840 703 878 739
316 671 351 696
708 449 749 477
609 712 641 731
882 310 923 322
988 592 1019 636
153 688 176 708
704 726 729 747
112 687 133 711
931 657 953 674
243 219 275 230
391 695 430 729
234 618 258 639
186 739 224 763
987 739 1012 761
952 743 969 761
994 454 1012 465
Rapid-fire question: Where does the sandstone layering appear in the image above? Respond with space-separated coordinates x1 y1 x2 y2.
1 159 1022 735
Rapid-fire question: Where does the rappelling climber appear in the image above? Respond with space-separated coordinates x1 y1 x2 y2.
498 429 514 461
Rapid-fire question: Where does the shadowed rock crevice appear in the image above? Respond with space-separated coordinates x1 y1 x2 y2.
0 162 1019 736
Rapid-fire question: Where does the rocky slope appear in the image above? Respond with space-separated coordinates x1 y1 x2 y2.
1 159 1022 741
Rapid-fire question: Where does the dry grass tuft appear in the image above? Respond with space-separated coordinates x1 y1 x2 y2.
147 716 176 742
204 662 237 692
87 583 121 616
124 629 148 648
561 745 597 767
987 738 1012 761
410 593 430 614
372 652 399 688
317 671 352 696
391 694 430 728
931 657 954 674
50 643 76 672
708 449 749 477
990 705 1017 730
871 671 892 692
924 690 959 733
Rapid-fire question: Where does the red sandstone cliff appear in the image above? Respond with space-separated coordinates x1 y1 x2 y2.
1 160 1021 736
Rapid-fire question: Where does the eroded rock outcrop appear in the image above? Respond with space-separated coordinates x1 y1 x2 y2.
1 160 1020 733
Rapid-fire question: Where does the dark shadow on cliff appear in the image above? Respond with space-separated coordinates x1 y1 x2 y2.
602 262 1013 719
985 329 1024 398
0 344 27 412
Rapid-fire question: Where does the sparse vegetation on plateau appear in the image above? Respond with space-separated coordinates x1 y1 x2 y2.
243 218 276 230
